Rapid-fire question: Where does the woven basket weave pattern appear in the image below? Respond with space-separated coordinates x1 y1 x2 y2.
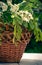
0 23 31 62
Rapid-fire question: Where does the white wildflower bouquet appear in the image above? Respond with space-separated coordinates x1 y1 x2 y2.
0 1 42 44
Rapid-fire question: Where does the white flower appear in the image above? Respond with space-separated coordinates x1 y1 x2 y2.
17 10 33 23
2 5 7 11
7 2 19 13
28 13 33 20
10 4 19 12
7 1 12 6
0 2 8 11
7 0 12 3
22 17 29 23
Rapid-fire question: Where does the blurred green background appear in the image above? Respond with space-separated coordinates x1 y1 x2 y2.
0 0 42 53
25 36 42 53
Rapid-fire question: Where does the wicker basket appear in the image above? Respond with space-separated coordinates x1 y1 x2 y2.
0 23 32 62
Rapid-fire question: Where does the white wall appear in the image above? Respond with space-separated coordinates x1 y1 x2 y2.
22 53 42 60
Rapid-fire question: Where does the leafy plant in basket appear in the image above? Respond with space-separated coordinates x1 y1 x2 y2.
0 1 42 62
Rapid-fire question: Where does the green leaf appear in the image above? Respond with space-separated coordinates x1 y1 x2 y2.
2 11 13 24
13 15 23 25
19 2 27 10
29 21 34 30
14 24 22 41
39 12 42 21
16 15 23 25
23 21 28 28
39 31 42 41
28 3 33 8
30 0 39 3
19 1 33 13
16 25 22 41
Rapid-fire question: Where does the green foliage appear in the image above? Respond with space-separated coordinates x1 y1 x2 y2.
0 0 42 45
12 0 23 4
26 0 41 6
34 28 42 42
28 19 42 42
39 12 42 24
1 0 7 3
19 1 33 13
1 0 23 4
28 20 34 30
25 38 42 53
12 15 22 42
19 0 41 12
22 21 28 28
13 15 23 25
1 6 13 24
14 24 22 41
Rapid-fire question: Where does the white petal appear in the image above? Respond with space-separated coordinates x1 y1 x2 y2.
0 2 8 11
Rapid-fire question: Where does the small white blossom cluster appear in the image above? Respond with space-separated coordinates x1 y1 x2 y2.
0 1 33 23
7 1 19 12
7 2 33 23
0 1 8 12
7 1 26 13
17 10 33 23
